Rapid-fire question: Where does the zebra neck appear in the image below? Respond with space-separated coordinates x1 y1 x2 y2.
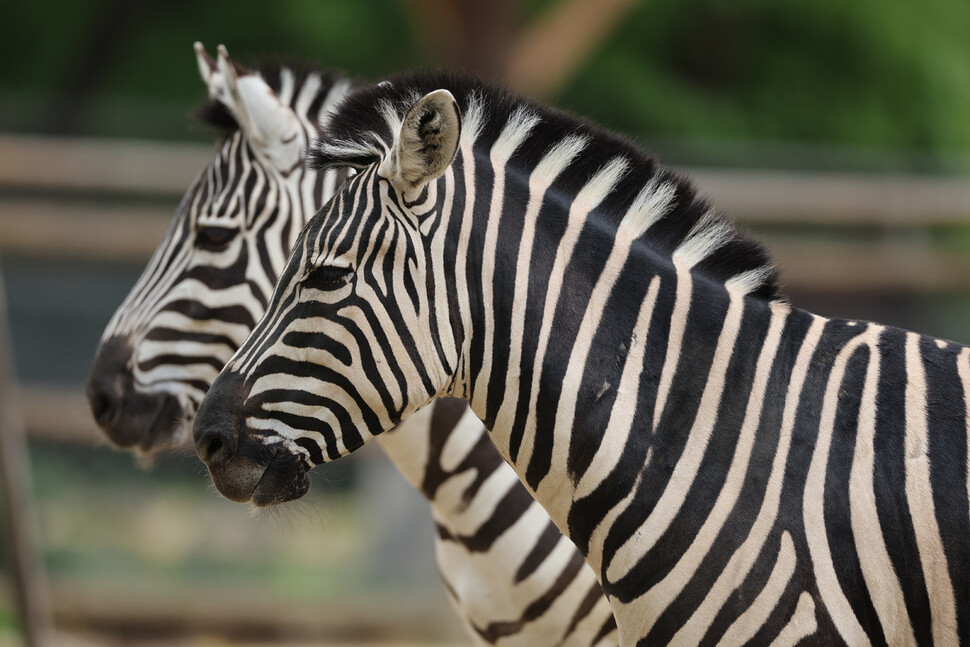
374 403 436 491
375 398 508 523
452 180 785 564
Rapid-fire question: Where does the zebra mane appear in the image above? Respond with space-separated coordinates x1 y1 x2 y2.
194 60 352 135
311 70 782 301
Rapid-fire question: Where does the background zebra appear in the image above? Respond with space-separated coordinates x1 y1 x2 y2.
87 45 617 646
86 43 351 451
194 71 970 645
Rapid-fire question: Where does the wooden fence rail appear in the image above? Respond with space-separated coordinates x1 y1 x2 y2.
3 133 970 292
2 132 970 446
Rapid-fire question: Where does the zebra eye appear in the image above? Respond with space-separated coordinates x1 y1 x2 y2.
196 226 238 251
304 265 354 290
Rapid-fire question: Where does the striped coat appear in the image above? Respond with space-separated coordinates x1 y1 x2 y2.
194 71 969 645
89 48 617 646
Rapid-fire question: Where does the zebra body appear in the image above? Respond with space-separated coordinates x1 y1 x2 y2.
88 47 616 646
194 72 970 645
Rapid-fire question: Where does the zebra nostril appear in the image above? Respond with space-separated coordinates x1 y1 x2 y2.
197 430 236 466
88 388 117 427
205 437 224 461
87 335 133 431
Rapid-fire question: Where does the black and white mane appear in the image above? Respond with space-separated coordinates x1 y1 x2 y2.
312 71 783 301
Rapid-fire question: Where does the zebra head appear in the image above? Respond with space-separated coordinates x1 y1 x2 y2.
193 87 464 505
87 44 346 454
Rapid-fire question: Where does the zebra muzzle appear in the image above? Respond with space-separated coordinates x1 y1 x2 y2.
87 335 185 451
194 370 310 506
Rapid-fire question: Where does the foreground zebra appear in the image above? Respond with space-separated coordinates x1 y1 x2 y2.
86 46 616 646
194 71 970 645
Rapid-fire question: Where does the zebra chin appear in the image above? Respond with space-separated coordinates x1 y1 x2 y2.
193 371 310 506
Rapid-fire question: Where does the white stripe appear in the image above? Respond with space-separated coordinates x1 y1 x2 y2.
430 167 459 371
451 140 479 398
472 109 542 413
769 593 817 647
574 275 661 500
319 79 353 124
904 332 958 646
532 226 637 502
652 264 691 432
278 68 294 105
489 134 588 455
294 73 322 118
581 279 662 581
514 156 630 477
716 531 797 647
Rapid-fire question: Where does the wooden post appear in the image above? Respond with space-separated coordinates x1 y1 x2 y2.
0 263 52 647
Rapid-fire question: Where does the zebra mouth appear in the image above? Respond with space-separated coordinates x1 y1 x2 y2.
207 448 310 507
250 450 311 507
98 390 185 453
193 370 309 506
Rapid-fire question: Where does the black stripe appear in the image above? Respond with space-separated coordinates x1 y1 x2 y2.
872 327 933 645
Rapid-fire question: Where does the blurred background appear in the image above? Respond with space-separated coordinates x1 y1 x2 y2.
0 0 968 645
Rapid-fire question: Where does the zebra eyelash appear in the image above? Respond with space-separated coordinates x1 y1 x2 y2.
195 225 239 252
303 264 355 290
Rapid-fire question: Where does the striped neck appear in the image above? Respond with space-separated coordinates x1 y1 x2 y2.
431 125 787 564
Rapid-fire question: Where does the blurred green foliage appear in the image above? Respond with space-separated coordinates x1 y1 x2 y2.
29 443 414 603
562 0 970 158
1 0 968 158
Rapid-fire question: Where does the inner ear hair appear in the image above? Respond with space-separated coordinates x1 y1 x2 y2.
399 106 447 184
388 90 461 192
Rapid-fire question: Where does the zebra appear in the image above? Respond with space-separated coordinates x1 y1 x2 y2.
193 70 970 646
86 43 351 451
87 46 617 646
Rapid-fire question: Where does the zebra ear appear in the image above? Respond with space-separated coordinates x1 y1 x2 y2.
194 41 216 87
195 43 304 170
381 90 461 192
